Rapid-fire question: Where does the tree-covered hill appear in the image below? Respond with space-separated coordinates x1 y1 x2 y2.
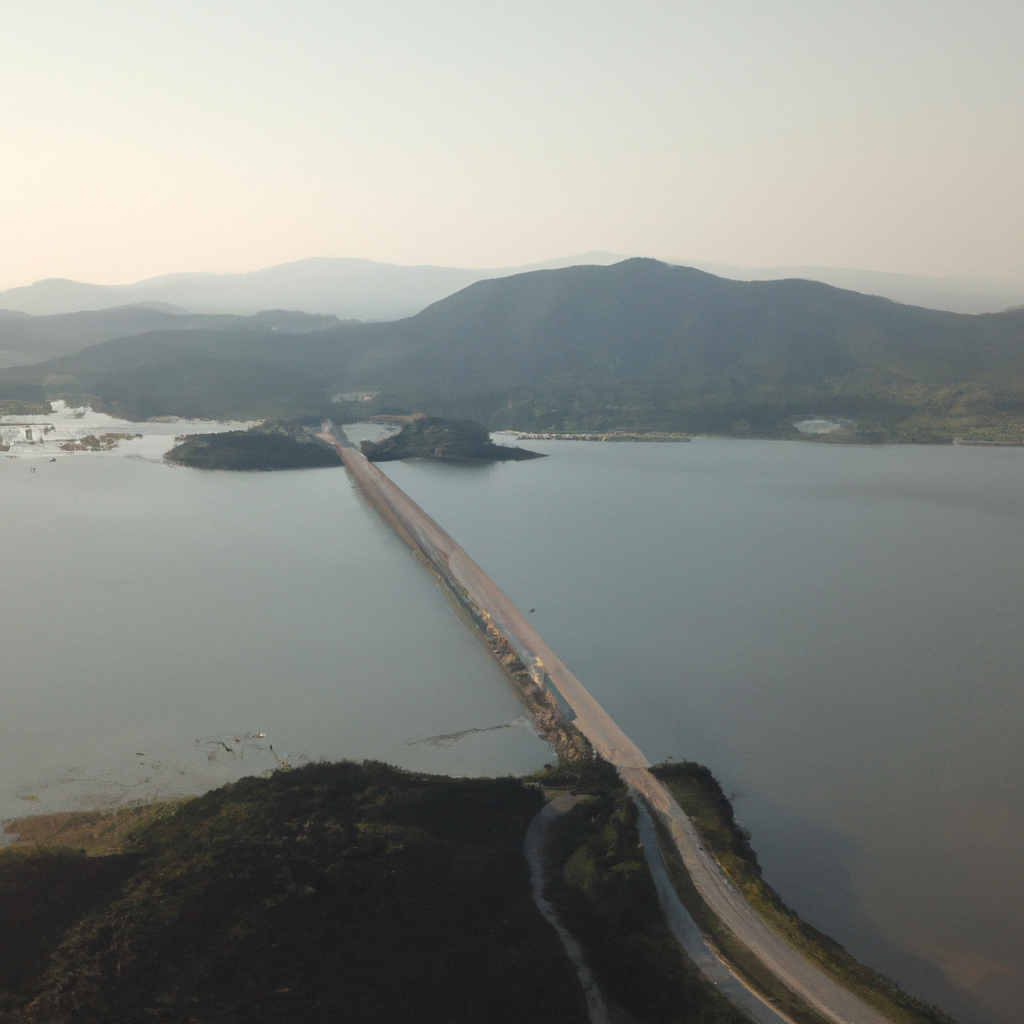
166 420 343 470
0 762 592 1024
4 259 1023 439
323 258 1024 390
0 758 958 1024
361 416 542 462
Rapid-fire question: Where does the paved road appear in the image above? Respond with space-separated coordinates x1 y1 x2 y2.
331 440 891 1024
623 768 888 1024
632 795 796 1024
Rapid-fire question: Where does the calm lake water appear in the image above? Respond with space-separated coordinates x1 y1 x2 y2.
385 438 1024 1024
2 433 1021 1024
0 454 550 823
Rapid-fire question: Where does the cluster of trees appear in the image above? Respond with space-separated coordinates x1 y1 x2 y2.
0 755 960 1023
166 420 342 471
0 762 586 1024
360 416 542 462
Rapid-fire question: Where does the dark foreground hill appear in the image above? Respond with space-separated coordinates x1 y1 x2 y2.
0 759 957 1024
4 259 1023 440
0 760 749 1024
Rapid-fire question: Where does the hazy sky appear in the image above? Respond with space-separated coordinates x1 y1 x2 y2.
2 0 1022 288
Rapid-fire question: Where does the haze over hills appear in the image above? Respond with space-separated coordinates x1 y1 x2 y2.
3 253 1022 321
0 253 627 319
5 259 1023 442
688 263 1024 316
0 306 339 369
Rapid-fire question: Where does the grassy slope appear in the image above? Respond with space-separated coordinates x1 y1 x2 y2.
532 760 750 1024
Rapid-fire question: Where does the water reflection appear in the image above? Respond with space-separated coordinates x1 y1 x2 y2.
0 454 551 832
385 438 1024 1024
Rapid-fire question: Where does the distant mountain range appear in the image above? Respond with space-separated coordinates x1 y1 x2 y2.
2 253 1021 320
0 307 338 368
688 263 1024 317
4 259 1022 442
0 254 627 320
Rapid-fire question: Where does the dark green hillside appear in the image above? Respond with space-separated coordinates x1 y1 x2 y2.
0 758 957 1024
83 354 324 421
4 259 1024 439
0 762 591 1024
324 259 1024 439
167 420 342 470
14 332 330 420
310 258 1021 383
0 318 355 419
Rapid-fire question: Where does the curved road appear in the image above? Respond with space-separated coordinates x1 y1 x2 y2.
330 439 891 1024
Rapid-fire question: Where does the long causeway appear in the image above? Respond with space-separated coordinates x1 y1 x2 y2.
327 435 891 1024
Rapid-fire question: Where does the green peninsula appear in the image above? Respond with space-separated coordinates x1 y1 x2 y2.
0 758 955 1024
166 420 341 471
361 415 543 462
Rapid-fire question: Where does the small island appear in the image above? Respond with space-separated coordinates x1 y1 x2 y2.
166 421 342 471
361 416 543 462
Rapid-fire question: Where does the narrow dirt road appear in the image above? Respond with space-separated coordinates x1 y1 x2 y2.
525 794 611 1024
329 439 892 1024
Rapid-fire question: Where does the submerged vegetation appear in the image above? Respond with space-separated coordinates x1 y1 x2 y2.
514 430 692 442
60 432 141 452
0 400 51 417
166 420 341 471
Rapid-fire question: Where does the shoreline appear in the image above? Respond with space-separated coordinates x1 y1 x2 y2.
323 431 590 762
322 428 898 1024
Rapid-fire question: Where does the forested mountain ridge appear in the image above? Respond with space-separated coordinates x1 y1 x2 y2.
314 258 1024 386
4 259 1023 440
3 254 1019 318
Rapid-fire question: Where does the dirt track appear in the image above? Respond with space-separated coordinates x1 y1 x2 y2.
525 794 611 1024
330 439 891 1024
